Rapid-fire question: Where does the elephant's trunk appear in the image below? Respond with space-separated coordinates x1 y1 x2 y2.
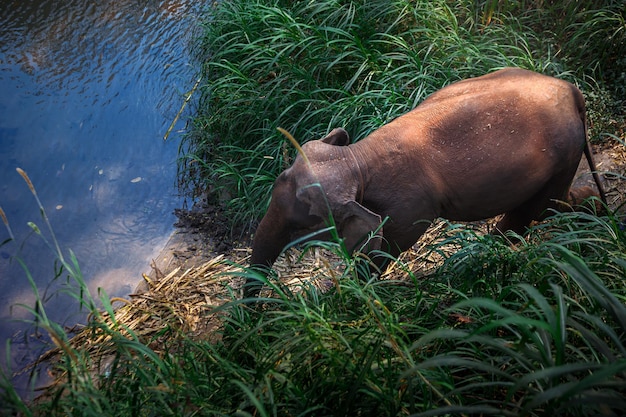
245 213 290 298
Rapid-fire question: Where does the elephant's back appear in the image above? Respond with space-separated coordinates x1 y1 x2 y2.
358 68 587 218
420 68 579 107
384 68 585 153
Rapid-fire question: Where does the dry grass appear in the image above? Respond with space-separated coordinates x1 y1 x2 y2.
602 140 626 207
46 220 457 372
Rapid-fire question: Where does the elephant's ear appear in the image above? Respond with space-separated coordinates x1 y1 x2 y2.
337 200 383 253
321 128 350 146
296 184 382 253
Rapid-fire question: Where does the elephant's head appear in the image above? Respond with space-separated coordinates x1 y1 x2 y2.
245 128 383 297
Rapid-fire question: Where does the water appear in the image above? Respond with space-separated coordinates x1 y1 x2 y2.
0 0 201 392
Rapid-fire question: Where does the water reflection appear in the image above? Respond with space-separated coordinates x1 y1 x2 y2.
0 0 200 392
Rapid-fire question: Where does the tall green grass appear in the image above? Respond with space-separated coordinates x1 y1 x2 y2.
3 176 625 415
477 0 625 97
181 0 624 226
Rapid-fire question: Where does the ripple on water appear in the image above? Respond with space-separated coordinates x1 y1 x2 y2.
0 0 201 396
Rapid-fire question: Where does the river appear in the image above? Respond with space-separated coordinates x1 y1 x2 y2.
0 0 201 393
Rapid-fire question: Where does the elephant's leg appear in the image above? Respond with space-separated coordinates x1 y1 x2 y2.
351 238 402 280
494 206 537 236
352 247 392 280
558 186 605 215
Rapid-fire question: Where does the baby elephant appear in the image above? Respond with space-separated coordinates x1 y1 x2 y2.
563 186 606 215
246 68 607 297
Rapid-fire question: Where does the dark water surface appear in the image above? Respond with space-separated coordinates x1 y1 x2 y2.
0 0 200 392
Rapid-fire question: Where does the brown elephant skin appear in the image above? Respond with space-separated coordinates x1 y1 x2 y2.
562 186 605 214
246 68 606 297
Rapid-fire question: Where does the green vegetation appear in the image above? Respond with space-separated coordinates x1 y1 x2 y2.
2 179 626 414
2 1 625 415
181 0 624 225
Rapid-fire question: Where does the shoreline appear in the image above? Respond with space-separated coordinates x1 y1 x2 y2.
134 200 252 294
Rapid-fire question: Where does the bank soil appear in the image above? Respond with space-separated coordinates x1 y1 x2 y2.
42 140 626 383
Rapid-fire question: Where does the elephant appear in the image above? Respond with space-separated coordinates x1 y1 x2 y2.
245 68 607 297
562 186 606 215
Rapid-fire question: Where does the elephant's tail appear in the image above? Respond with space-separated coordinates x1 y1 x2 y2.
582 129 608 207
576 84 608 207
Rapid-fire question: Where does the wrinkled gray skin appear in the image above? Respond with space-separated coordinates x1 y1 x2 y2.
246 68 606 297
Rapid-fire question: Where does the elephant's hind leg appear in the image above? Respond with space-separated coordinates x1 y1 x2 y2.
495 173 575 236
